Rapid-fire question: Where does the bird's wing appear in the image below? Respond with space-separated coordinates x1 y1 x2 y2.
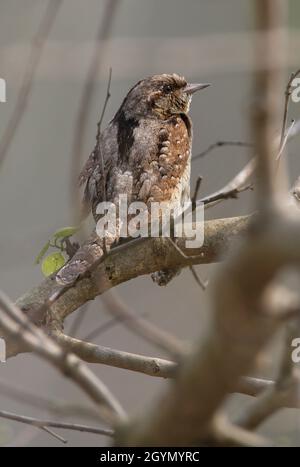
78 123 118 219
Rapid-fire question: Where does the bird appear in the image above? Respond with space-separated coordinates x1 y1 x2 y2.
56 73 210 287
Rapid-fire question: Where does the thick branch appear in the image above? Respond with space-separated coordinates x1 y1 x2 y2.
3 215 249 359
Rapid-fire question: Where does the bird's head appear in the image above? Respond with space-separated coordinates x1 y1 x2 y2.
117 73 210 120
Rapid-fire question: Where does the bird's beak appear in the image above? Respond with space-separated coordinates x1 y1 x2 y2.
184 83 211 95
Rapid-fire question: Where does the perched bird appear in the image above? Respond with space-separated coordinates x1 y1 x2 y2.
57 73 210 286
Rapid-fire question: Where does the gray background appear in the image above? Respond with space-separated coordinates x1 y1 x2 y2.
0 0 300 446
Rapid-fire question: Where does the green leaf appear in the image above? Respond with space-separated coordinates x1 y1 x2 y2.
41 252 66 277
35 240 51 264
53 226 79 240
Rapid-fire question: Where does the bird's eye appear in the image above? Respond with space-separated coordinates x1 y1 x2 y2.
163 84 172 94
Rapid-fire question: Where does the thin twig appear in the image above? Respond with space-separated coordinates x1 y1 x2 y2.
192 141 253 162
0 0 63 168
0 379 106 422
280 68 300 148
91 67 113 253
202 184 253 206
97 67 112 136
0 409 113 438
192 175 203 205
199 158 256 207
198 120 300 209
276 119 295 162
189 266 208 291
96 68 112 202
40 426 67 444
166 236 206 262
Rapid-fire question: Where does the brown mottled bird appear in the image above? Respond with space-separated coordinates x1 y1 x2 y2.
57 74 210 286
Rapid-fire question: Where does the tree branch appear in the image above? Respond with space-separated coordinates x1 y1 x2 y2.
2 215 249 360
0 409 113 438
0 291 126 426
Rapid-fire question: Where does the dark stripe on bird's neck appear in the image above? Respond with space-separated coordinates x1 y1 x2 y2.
178 112 192 138
114 109 139 164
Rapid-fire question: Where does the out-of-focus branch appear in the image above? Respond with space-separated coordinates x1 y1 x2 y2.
100 292 186 358
0 378 105 423
237 320 300 430
114 0 297 447
0 0 63 168
0 290 126 426
252 0 287 207
71 0 120 224
280 69 300 147
3 31 300 81
208 414 270 447
202 183 253 207
0 409 113 438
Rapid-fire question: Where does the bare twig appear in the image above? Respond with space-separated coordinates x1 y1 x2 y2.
0 0 63 168
0 379 106 422
198 119 300 209
51 331 177 378
189 266 208 291
280 68 300 148
40 426 67 444
276 119 295 161
0 409 113 438
87 67 113 253
252 0 287 207
192 141 253 162
201 183 253 206
97 68 112 215
192 175 203 205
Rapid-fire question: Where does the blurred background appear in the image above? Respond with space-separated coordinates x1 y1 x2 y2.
0 0 300 446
